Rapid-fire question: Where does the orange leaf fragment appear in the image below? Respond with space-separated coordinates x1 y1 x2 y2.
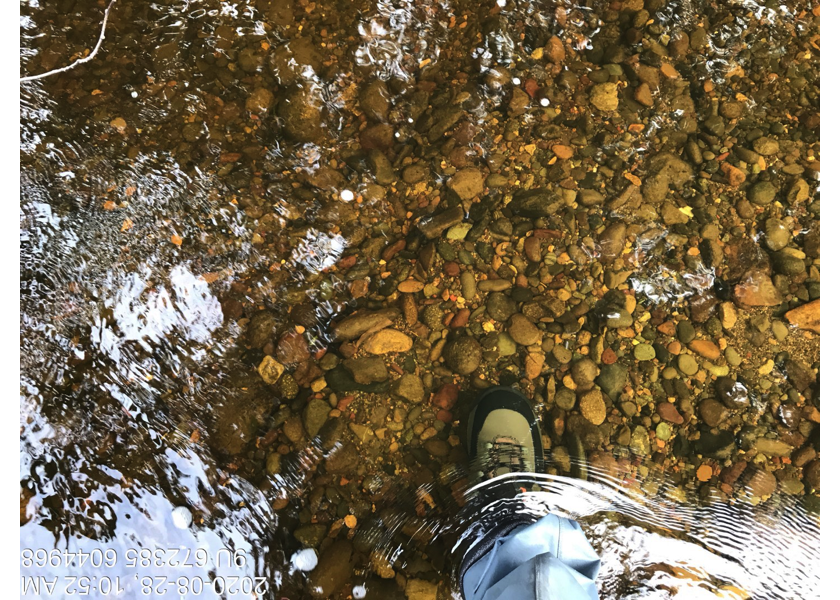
628 123 644 133
696 465 713 482
110 117 127 131
624 173 642 186
125 186 136 196
171 234 183 246
103 201 117 211
344 515 357 529
120 218 134 232
687 247 700 256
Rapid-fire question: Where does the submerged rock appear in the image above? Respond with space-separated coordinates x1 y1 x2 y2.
405 579 439 600
448 168 485 200
303 398 331 438
715 377 750 410
393 373 425 403
276 331 311 364
277 83 326 143
590 82 619 111
486 292 517 322
785 299 820 333
308 540 355 598
579 389 606 425
332 309 401 342
363 329 413 354
641 153 693 203
507 188 565 217
734 271 782 307
344 357 389 384
418 207 465 239
443 336 482 375
507 314 541 345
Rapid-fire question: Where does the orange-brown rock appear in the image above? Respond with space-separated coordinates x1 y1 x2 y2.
450 308 470 329
689 339 721 360
551 144 574 159
657 321 676 336
544 36 566 64
734 271 782 307
525 352 545 379
657 402 684 424
579 389 606 425
363 329 413 354
785 299 819 333
276 331 311 364
719 162 746 187
397 279 424 293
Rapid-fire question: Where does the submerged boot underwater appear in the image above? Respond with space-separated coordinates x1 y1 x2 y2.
458 386 601 600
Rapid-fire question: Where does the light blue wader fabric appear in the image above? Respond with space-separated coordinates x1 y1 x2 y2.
462 514 600 600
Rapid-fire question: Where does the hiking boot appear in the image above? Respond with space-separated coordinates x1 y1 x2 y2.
466 386 544 482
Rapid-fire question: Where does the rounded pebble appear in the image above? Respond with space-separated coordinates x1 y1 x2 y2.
634 343 656 361
724 347 742 366
677 354 699 376
579 389 606 425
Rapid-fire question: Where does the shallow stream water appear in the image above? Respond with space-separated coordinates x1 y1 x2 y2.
21 0 819 598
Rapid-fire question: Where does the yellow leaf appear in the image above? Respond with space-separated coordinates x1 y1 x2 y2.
678 206 694 218
624 172 642 186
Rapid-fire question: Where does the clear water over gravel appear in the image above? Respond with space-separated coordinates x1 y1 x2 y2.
21 0 819 598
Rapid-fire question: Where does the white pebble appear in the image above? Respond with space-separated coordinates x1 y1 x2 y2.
340 189 355 202
291 548 319 572
512 77 521 85
496 0 506 6
171 506 192 529
352 585 367 599
540 97 550 107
